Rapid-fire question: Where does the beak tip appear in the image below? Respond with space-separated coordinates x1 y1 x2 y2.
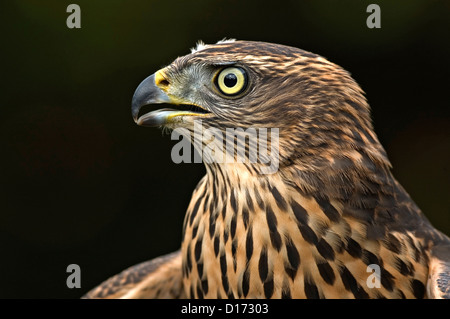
131 105 140 123
131 73 157 123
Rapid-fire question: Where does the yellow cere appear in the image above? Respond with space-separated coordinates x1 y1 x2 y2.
154 68 169 91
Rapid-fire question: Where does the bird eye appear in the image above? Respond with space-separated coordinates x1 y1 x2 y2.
215 67 247 96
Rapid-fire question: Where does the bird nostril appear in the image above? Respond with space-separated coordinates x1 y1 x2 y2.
155 70 170 90
159 79 169 87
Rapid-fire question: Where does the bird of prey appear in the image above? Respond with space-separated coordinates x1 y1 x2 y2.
85 40 449 299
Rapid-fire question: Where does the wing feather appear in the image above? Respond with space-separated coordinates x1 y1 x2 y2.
83 250 185 299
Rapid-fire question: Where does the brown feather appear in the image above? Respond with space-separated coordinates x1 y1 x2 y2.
88 40 450 299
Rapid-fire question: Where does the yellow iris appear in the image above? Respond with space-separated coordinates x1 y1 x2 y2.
216 67 247 96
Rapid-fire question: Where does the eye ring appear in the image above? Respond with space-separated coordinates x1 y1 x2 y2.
215 67 248 96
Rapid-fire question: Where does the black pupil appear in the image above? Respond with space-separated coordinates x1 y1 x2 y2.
224 73 238 87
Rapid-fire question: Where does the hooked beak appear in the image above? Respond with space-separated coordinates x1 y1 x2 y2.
131 70 211 127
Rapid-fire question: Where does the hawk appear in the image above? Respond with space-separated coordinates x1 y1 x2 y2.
85 40 449 299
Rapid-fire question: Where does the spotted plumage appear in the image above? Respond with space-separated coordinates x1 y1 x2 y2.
85 40 450 299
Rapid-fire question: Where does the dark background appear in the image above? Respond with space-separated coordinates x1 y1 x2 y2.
0 0 449 298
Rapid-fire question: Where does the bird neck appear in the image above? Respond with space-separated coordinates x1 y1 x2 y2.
180 147 428 298
181 160 363 298
182 165 303 298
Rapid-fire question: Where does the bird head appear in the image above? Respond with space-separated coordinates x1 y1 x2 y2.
132 40 390 178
